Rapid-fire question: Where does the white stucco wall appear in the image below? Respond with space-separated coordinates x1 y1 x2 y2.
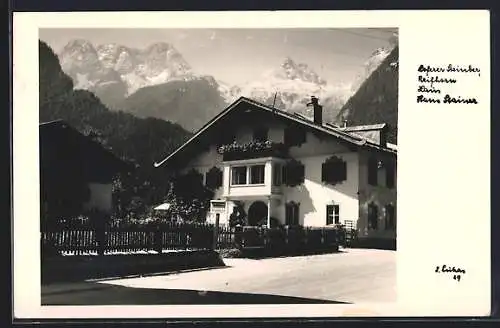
357 150 397 240
179 123 361 226
180 144 225 198
177 118 397 233
83 183 113 213
281 151 359 227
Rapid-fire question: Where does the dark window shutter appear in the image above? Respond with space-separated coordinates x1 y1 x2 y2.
205 172 210 187
282 165 288 185
368 158 378 186
206 167 223 190
368 203 379 230
386 162 395 188
285 204 290 225
217 169 223 187
322 157 347 185
298 163 305 183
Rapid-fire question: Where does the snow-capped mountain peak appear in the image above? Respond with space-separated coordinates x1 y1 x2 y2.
56 39 392 128
96 43 137 73
139 42 192 75
60 39 198 95
216 56 349 122
59 39 102 73
62 39 96 53
273 57 327 86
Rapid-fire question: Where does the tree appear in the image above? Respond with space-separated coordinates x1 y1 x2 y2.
162 170 215 223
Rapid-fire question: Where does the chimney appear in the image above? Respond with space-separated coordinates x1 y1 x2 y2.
307 96 323 125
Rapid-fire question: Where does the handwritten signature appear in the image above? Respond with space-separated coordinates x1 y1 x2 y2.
435 265 466 282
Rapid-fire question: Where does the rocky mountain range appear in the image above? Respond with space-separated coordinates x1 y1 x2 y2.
55 39 393 132
336 46 399 143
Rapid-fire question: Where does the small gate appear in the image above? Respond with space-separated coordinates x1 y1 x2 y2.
343 220 358 247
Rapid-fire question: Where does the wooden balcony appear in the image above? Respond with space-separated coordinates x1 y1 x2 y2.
218 141 289 161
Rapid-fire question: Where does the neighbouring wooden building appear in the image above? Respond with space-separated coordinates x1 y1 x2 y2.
39 120 130 221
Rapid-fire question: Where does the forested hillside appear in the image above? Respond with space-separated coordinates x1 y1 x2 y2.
336 46 399 144
118 77 227 132
39 40 192 221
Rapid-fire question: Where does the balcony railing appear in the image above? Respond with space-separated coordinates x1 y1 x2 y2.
217 141 289 161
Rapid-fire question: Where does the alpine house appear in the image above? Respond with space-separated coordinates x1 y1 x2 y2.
154 96 397 244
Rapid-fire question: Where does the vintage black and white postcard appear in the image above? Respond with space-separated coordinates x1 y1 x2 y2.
12 10 491 318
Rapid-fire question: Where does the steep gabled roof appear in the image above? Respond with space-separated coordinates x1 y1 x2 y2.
154 96 396 168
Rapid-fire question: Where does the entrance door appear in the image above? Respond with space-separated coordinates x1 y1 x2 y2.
247 201 268 226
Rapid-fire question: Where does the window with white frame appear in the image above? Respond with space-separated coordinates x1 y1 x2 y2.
250 165 265 184
326 204 340 225
231 166 247 185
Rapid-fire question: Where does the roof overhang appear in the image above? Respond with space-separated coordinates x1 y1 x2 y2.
154 97 396 168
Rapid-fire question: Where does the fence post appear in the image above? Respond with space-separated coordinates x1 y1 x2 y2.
212 214 220 250
96 223 105 256
155 225 162 254
234 225 243 249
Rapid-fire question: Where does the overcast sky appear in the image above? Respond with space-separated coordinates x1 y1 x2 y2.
39 28 397 85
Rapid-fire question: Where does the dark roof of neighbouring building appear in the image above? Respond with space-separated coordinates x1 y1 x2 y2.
39 120 132 176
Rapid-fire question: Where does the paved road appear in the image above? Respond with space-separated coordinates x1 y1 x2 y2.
42 248 395 305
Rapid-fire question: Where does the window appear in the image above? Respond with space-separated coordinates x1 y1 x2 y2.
250 165 265 184
283 160 305 186
253 126 268 142
284 125 306 147
326 204 340 225
273 163 282 186
386 161 395 188
285 202 300 226
368 203 379 230
385 204 395 230
368 158 378 186
231 166 247 185
321 156 347 185
210 200 226 212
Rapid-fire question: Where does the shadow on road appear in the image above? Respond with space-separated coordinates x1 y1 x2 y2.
223 248 347 260
42 281 350 305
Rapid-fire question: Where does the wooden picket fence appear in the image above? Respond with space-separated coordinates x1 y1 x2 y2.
41 223 343 256
41 223 214 256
